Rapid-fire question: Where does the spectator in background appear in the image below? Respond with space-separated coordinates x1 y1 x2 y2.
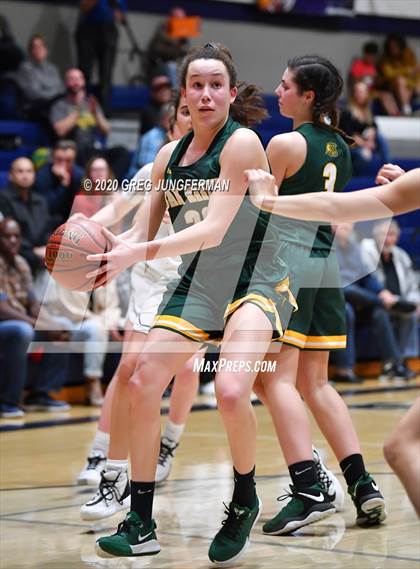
34 140 84 226
40 277 122 406
16 34 64 121
339 81 391 175
146 6 190 86
72 156 122 233
139 74 172 135
378 33 419 116
128 104 171 178
0 157 51 276
332 223 416 381
0 218 70 418
348 41 379 89
361 220 419 363
75 0 127 114
50 68 130 181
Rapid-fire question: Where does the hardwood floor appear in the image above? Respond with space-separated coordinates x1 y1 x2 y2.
1 378 419 568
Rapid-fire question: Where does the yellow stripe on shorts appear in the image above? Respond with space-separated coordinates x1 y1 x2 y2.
153 315 210 343
282 329 347 349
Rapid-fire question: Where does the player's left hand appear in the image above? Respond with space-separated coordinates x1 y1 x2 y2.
86 227 145 287
244 169 278 208
376 163 405 185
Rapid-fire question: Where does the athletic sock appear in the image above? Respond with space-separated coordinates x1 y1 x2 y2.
340 454 366 486
131 481 155 525
289 460 318 490
105 458 128 474
90 430 110 457
232 466 257 508
163 419 185 445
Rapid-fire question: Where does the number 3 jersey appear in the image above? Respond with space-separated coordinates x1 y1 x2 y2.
274 122 352 251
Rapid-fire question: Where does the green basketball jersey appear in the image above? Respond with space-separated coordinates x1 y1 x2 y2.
273 122 352 250
163 117 282 276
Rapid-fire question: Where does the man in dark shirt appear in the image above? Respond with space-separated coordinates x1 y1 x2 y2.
0 218 70 417
34 140 83 226
0 157 51 275
75 0 127 113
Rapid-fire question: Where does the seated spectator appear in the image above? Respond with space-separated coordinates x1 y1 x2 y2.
378 33 419 116
128 103 170 177
146 7 190 86
34 140 84 227
331 222 415 382
72 156 122 234
40 276 123 406
49 68 130 181
348 41 379 90
0 218 70 418
0 157 51 276
361 220 419 363
16 34 64 121
139 74 172 135
339 81 391 176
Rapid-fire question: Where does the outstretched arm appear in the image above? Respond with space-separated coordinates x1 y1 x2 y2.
245 168 420 223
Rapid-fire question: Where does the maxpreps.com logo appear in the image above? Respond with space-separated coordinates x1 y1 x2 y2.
325 142 338 158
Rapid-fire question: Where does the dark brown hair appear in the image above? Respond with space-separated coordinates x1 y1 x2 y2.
168 89 182 134
179 42 268 127
53 139 77 153
287 55 352 144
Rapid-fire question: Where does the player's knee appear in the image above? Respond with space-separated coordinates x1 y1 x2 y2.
216 379 249 414
176 357 197 384
297 375 326 400
128 357 166 402
116 354 138 385
383 435 400 466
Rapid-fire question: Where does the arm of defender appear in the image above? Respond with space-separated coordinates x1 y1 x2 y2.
245 168 420 222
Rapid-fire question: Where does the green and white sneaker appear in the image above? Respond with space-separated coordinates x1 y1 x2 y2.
95 511 161 558
208 497 262 565
263 483 335 535
348 473 386 526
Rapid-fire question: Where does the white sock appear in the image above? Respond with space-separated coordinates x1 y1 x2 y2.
90 430 110 457
163 419 185 444
105 458 129 479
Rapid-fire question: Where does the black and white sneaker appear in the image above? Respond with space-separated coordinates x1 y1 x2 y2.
77 453 106 486
262 483 336 535
313 448 345 511
156 437 178 485
349 473 387 526
380 362 416 381
80 469 130 521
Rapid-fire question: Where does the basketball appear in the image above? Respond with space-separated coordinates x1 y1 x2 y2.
45 218 109 291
